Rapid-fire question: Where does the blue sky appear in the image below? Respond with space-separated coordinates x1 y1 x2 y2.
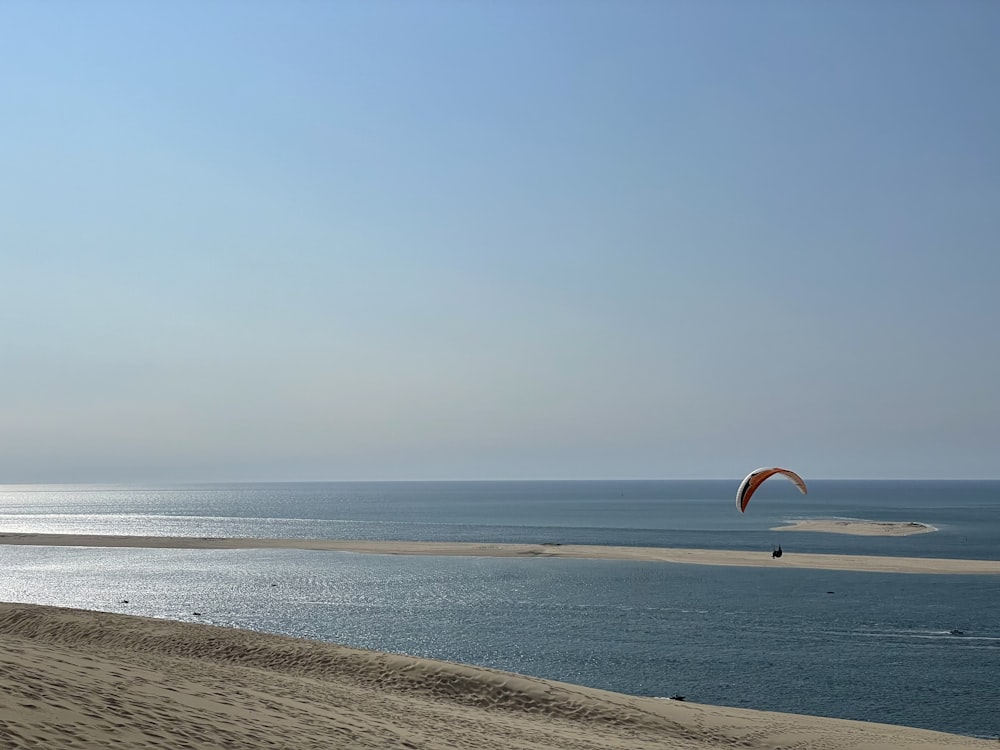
2 1 998 482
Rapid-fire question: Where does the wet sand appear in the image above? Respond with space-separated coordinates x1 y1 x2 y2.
0 602 994 750
2 533 999 574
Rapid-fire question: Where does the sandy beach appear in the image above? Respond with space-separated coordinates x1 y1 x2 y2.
0 602 994 750
772 520 937 536
2 533 999 574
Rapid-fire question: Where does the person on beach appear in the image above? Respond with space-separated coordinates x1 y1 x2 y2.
772 545 783 558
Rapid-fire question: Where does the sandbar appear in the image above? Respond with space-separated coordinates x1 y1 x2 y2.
1 533 999 574
0 602 994 749
772 519 937 536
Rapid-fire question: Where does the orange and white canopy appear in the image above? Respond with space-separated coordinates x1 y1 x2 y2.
736 467 808 513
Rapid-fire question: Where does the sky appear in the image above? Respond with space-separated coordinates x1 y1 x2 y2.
1 1 998 482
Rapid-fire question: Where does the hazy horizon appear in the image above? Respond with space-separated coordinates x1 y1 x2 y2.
3 477 999 489
3 1 998 483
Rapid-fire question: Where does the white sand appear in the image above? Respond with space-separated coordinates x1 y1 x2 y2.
0 602 993 750
772 519 937 536
2 533 999 574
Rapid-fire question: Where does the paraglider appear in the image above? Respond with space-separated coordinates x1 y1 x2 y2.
737 467 807 513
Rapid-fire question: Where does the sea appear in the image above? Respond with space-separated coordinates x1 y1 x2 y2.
0 479 997 739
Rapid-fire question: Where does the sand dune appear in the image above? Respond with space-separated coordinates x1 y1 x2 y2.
0 602 994 749
2 533 1000 574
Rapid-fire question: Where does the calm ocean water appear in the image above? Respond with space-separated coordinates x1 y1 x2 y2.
1 480 998 738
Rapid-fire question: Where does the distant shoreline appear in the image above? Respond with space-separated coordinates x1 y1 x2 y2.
1 533 997 575
771 519 937 536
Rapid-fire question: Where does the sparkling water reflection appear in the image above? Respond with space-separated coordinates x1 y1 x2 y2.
1 480 998 739
1 544 997 739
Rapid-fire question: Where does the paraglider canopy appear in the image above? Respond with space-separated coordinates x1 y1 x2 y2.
737 467 807 513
